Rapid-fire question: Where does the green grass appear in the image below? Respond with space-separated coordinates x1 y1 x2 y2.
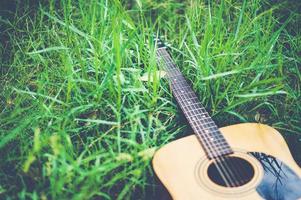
0 0 300 199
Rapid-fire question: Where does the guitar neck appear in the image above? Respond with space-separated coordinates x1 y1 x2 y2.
156 47 233 159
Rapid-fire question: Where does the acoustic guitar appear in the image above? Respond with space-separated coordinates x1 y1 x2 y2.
152 37 301 200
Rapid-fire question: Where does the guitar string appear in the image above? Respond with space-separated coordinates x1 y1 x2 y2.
156 48 235 155
156 49 247 187
156 47 250 187
164 52 253 186
156 48 239 187
156 48 232 158
192 116 248 186
156 48 237 187
157 47 251 186
157 48 249 186
192 117 245 186
170 86 248 185
156 48 231 152
173 88 239 187
179 105 247 183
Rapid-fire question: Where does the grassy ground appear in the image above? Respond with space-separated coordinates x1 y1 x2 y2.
0 0 300 199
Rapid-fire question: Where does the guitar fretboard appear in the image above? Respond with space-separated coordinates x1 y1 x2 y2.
156 46 233 159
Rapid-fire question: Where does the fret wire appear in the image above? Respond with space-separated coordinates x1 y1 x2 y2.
205 139 227 145
187 118 217 128
166 67 179 72
168 73 184 79
188 113 211 120
171 78 188 86
176 91 197 98
157 51 180 79
157 49 177 71
171 78 187 85
174 90 196 98
189 107 207 112
188 108 208 116
194 131 230 156
178 100 199 107
161 52 175 64
192 126 228 148
158 52 184 83
174 93 230 154
166 68 181 76
181 102 202 108
171 84 227 150
170 75 185 85
156 52 171 67
160 54 174 66
172 84 191 91
196 124 213 129
198 133 230 157
168 72 182 78
171 80 190 87
158 55 182 79
186 111 210 122
156 48 233 157
193 127 223 139
190 112 209 117
174 94 227 155
190 120 219 135
181 103 204 111
178 98 199 105
177 93 197 100
190 118 215 124
193 129 222 140
182 105 232 154
175 93 198 100
192 128 225 155
172 85 191 92
192 118 220 132
171 81 188 88
174 96 200 108
192 129 230 152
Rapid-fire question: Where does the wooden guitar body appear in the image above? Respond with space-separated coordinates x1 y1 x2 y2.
153 123 301 200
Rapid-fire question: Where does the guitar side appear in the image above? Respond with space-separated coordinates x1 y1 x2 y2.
152 123 301 200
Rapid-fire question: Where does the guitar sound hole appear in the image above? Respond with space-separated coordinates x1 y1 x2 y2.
207 156 255 188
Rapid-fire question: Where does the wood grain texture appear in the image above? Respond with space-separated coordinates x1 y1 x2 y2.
152 123 301 200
